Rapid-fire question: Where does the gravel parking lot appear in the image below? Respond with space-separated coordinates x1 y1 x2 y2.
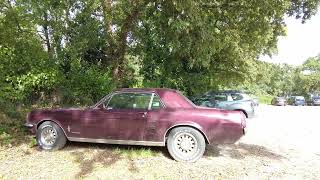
1 105 320 179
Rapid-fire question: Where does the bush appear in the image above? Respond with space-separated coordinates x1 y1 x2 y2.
258 95 273 105
59 61 115 106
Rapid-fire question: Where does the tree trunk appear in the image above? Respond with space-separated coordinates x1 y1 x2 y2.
100 0 147 87
43 10 52 57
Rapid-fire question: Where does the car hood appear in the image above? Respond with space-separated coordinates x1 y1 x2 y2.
27 107 87 121
30 107 86 113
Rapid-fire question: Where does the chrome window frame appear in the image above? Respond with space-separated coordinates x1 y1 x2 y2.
105 92 153 110
94 91 166 110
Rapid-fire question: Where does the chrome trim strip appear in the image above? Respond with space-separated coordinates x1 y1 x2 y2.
148 93 155 110
152 93 166 109
68 137 165 146
92 93 113 108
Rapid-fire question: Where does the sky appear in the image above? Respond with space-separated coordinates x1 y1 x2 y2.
260 11 320 66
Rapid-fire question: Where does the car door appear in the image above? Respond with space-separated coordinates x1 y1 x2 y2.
143 93 166 142
106 92 152 141
79 108 120 139
213 93 229 109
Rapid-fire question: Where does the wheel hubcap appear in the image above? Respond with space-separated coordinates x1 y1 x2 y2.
174 132 197 156
40 126 57 146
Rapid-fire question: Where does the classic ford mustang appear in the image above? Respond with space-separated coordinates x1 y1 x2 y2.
25 88 246 162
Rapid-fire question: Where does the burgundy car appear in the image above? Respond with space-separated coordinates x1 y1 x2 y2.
25 88 246 162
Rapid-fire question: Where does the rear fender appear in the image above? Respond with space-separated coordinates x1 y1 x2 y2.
164 122 210 144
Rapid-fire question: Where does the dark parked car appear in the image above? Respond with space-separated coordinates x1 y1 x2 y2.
311 96 320 106
25 88 246 162
287 96 306 106
271 97 287 106
192 91 255 118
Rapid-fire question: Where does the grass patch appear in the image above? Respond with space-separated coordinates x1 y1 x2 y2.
258 95 273 105
115 146 160 158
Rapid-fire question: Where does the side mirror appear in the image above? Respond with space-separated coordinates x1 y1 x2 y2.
106 107 113 110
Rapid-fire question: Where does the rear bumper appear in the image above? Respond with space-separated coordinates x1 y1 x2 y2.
275 102 286 106
312 102 320 105
208 123 245 144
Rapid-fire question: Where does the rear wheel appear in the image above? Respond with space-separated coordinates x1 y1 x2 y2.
36 121 67 150
166 127 206 162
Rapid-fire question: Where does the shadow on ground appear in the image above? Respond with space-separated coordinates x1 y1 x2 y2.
62 142 169 178
205 143 286 160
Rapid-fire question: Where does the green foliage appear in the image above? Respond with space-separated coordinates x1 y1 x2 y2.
258 95 274 105
60 62 115 105
298 56 320 94
0 0 320 105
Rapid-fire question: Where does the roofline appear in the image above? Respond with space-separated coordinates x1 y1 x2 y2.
116 88 177 93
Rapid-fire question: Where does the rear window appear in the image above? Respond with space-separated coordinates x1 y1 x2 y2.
214 94 228 101
157 90 195 108
277 97 285 100
296 96 305 100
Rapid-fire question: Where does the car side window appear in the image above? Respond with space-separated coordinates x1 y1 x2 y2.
214 94 228 101
107 93 152 110
231 93 243 101
151 95 163 110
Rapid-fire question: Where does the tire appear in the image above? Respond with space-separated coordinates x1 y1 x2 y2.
166 127 206 162
36 121 67 150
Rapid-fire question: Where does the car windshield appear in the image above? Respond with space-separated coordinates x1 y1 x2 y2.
296 96 305 100
92 93 112 108
277 97 285 100
313 96 320 100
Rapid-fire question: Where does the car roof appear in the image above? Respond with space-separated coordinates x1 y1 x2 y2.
206 90 245 95
115 88 177 94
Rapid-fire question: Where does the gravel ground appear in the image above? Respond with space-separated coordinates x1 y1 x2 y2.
1 105 320 179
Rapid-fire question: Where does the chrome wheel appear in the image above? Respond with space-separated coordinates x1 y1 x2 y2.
40 125 57 146
174 132 198 157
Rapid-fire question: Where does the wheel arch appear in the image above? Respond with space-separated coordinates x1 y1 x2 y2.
234 109 248 118
164 124 210 144
36 119 68 138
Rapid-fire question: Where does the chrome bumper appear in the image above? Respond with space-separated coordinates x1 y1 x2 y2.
24 123 34 128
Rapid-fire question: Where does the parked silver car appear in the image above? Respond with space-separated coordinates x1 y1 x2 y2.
271 97 287 106
192 91 255 118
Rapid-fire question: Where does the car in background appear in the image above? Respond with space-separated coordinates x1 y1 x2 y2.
287 96 306 106
25 88 246 162
192 90 255 118
251 97 259 107
271 97 287 106
311 96 320 106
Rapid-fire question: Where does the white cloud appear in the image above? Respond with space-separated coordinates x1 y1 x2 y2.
260 11 320 66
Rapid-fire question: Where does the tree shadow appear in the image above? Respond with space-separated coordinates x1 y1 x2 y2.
71 148 122 177
63 142 168 178
204 143 286 160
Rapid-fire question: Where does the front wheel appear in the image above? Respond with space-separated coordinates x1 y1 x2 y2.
36 121 67 150
166 127 206 162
